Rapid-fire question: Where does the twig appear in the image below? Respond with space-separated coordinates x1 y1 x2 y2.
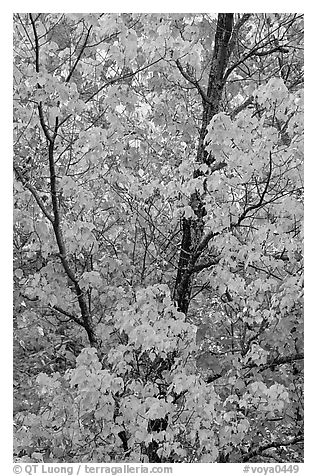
175 59 211 104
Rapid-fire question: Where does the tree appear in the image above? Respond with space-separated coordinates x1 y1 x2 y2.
13 13 303 463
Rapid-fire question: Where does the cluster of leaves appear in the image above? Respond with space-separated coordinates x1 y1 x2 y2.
13 13 303 463
16 285 218 462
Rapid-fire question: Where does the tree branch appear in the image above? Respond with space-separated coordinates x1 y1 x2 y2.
209 160 227 174
242 434 303 462
18 293 84 327
85 55 165 104
29 14 40 73
230 96 254 119
192 256 220 273
227 14 251 58
175 59 211 104
194 230 220 259
57 55 166 130
14 166 54 223
254 46 289 57
29 13 53 143
65 25 93 83
249 352 304 373
224 41 288 82
27 14 98 347
51 305 84 326
206 352 304 384
235 151 273 227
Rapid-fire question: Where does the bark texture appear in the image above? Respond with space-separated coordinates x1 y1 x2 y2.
174 14 234 315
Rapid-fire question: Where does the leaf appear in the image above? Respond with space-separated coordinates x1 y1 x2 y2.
14 269 23 279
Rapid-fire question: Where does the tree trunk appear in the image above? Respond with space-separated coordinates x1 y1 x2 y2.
174 14 234 315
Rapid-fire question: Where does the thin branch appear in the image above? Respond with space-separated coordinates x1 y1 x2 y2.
227 14 251 58
65 25 93 83
224 41 288 82
175 59 211 104
255 46 289 57
230 68 303 121
37 104 53 143
248 352 304 373
209 160 227 174
242 434 303 462
26 14 97 347
29 13 53 143
29 14 40 73
85 55 165 104
192 256 220 273
52 305 84 326
14 166 54 223
235 152 273 227
230 96 253 119
18 294 84 327
57 55 165 129
206 352 304 384
194 230 220 259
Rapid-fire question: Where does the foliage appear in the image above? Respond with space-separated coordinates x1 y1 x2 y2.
13 13 303 463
